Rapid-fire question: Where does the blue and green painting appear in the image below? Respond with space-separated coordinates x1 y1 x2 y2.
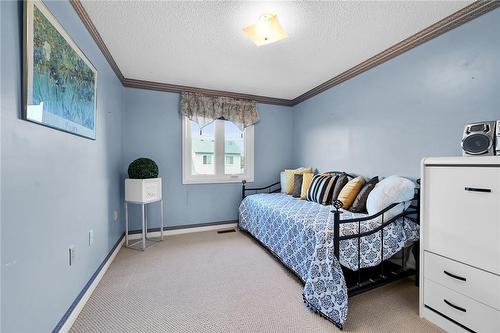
29 5 96 138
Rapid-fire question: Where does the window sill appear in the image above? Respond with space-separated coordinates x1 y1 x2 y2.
182 176 254 185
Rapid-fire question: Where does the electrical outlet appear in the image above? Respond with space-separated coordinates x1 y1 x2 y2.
114 210 119 222
69 246 75 266
89 229 94 246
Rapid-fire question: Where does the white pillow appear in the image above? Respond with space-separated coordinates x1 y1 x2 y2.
280 171 287 193
366 176 415 218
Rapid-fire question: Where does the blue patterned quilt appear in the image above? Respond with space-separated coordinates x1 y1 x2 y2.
238 193 419 327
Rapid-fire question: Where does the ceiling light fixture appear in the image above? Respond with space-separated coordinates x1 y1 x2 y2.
243 14 288 47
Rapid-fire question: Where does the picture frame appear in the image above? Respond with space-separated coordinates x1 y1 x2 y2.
23 0 97 140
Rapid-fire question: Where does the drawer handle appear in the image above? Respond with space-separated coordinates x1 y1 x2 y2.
443 270 467 282
464 187 491 193
444 299 467 313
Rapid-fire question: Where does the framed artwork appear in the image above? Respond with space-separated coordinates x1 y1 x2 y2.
23 0 97 140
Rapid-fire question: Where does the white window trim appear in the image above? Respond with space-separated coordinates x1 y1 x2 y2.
182 117 254 184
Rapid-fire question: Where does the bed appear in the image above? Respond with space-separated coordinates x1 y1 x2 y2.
238 177 420 329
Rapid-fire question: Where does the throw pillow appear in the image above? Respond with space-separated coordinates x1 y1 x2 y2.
337 176 366 209
280 171 287 193
284 167 312 195
283 169 296 194
306 174 339 205
292 174 303 198
300 173 314 199
331 173 348 202
366 175 415 219
349 176 379 213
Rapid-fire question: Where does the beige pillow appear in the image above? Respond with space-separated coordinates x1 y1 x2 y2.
337 176 365 209
284 167 312 194
300 173 314 199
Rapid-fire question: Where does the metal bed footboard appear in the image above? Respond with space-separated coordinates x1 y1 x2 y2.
332 182 420 294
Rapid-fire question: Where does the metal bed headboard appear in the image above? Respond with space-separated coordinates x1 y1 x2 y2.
241 170 356 199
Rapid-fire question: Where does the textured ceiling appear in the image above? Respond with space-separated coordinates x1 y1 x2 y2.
81 1 472 100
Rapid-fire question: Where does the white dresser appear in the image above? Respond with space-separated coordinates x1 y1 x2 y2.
420 157 500 333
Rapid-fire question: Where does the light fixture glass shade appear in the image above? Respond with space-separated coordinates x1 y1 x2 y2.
243 14 288 46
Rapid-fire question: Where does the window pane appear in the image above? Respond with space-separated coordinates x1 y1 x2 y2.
224 121 244 175
191 121 215 175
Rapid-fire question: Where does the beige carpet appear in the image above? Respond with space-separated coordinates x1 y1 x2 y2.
70 230 443 333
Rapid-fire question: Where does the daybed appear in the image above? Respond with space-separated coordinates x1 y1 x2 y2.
238 173 419 329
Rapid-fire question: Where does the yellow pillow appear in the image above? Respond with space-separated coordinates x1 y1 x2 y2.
284 167 312 194
297 167 312 174
337 176 365 209
300 173 314 199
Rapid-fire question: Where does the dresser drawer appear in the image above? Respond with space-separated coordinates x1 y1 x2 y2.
423 166 500 274
424 279 500 333
424 251 500 310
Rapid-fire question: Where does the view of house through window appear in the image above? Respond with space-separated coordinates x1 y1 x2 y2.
224 121 244 175
188 118 249 181
190 121 215 175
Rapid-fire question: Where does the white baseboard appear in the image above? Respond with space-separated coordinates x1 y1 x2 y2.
127 223 238 240
59 237 124 333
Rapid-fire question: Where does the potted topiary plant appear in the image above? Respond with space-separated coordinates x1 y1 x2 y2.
125 158 162 204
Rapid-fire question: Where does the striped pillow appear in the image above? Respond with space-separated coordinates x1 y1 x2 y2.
306 174 339 205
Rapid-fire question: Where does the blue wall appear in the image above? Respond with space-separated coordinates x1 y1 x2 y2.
1 1 124 332
293 8 500 178
123 88 294 229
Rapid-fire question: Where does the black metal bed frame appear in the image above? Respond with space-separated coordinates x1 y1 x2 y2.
240 172 420 307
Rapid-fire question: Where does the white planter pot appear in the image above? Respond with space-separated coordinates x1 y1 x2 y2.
125 178 162 203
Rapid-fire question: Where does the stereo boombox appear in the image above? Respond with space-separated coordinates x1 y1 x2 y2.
462 120 500 156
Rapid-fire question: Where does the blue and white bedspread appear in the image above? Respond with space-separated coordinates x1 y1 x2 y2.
238 193 419 327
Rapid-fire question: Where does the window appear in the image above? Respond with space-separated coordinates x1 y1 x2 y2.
183 117 254 184
203 155 212 165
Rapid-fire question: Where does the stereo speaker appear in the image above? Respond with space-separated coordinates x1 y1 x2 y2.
462 121 496 156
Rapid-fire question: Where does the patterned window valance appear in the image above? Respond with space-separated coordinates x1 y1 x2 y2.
180 92 259 130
